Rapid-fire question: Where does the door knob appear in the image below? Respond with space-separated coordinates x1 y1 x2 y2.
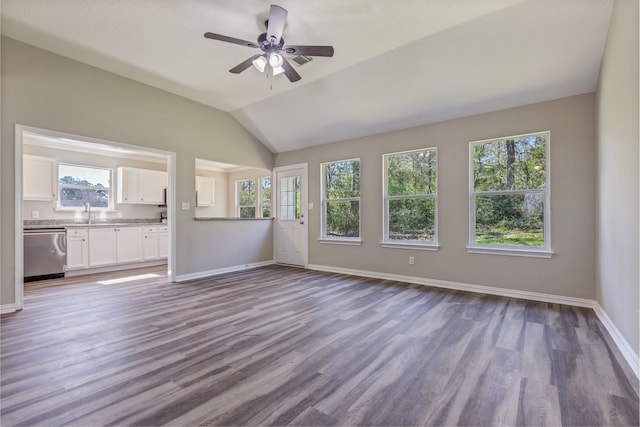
300 221 304 224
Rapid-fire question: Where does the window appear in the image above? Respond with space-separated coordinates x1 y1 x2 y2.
58 163 113 209
260 177 272 218
321 159 360 240
279 175 300 220
469 131 551 256
237 179 256 218
236 177 272 218
383 148 437 247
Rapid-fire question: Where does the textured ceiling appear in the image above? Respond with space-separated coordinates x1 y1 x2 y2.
1 0 614 153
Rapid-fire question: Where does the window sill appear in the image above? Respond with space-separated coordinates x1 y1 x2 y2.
380 242 439 251
466 246 553 258
318 238 362 246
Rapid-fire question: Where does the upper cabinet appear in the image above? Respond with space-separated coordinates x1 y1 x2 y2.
23 155 56 200
195 176 216 207
117 167 166 205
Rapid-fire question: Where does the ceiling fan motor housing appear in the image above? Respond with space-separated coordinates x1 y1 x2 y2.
258 33 284 52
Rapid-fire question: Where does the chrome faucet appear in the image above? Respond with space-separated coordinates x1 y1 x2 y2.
84 203 92 224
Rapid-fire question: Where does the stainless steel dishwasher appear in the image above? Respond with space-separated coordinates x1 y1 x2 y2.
23 228 66 281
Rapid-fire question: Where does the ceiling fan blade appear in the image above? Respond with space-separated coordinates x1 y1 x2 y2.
229 54 264 74
266 5 288 44
281 57 301 82
204 32 259 48
283 45 334 57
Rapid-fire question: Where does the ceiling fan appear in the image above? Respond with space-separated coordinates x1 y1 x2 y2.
203 5 334 82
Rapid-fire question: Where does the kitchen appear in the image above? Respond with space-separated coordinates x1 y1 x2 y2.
22 130 169 282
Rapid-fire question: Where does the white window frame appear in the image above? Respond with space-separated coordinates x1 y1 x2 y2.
235 177 272 218
382 148 439 251
320 158 362 244
468 131 552 258
56 162 114 211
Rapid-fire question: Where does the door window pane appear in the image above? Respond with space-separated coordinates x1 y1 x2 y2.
280 176 300 220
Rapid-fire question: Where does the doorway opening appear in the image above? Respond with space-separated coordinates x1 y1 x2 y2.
14 125 176 310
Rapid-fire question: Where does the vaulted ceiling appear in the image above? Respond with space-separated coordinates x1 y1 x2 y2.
1 0 614 153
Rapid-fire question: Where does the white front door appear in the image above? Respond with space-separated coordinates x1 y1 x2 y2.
274 164 308 266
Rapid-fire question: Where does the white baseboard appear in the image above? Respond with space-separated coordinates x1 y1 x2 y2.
174 260 275 283
1 304 17 314
307 264 596 308
308 263 639 379
594 304 640 379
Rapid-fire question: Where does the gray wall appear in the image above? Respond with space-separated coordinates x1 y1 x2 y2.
1 36 274 306
596 0 639 357
276 93 597 299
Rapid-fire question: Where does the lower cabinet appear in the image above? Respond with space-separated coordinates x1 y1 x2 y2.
141 225 169 261
142 226 159 261
88 227 142 267
158 226 168 259
66 228 89 270
71 225 167 271
89 228 118 267
115 227 142 263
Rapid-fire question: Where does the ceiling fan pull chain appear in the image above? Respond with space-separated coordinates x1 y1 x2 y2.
269 65 273 90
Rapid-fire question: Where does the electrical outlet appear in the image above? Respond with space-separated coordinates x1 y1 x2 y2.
31 210 39 219
409 256 415 265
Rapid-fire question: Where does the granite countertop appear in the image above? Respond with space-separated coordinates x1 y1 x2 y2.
194 217 274 221
24 219 166 229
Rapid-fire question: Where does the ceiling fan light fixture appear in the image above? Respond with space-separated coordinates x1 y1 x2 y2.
268 52 284 68
252 56 267 72
272 66 285 76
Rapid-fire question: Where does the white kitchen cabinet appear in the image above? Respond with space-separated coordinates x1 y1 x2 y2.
23 155 56 200
117 167 166 205
195 176 216 207
66 228 89 270
89 227 141 266
115 227 142 263
117 167 138 203
142 226 159 261
89 228 117 266
138 169 167 204
158 226 168 259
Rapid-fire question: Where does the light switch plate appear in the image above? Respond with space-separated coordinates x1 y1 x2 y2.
181 202 190 210
308 203 314 210
31 210 39 219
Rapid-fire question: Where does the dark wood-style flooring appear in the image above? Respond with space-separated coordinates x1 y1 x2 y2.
1 265 638 426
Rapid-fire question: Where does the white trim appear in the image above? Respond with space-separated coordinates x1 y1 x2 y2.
469 131 551 252
594 304 640 379
382 147 439 246
174 260 275 282
466 246 554 258
15 128 25 310
318 238 363 246
1 304 18 315
380 242 439 251
273 163 309 266
320 158 361 240
306 264 596 308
